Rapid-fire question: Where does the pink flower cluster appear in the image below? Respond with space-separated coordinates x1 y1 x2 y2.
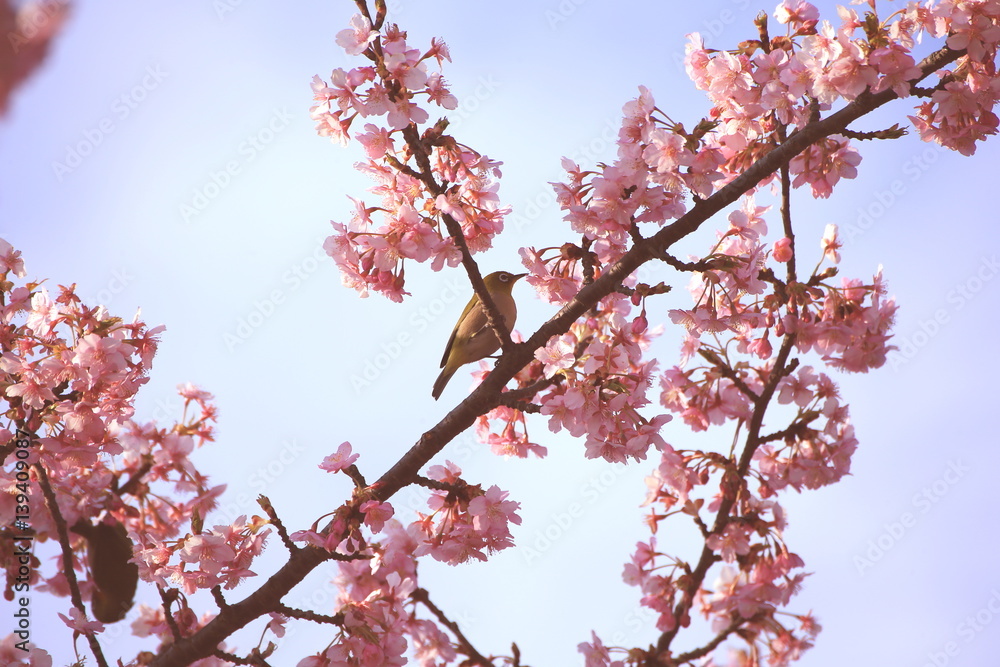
0 271 161 466
466 288 674 466
411 461 521 565
133 515 269 595
698 558 820 667
548 88 724 267
908 0 1000 154
0 240 246 641
470 344 550 460
0 633 51 666
316 16 510 301
131 602 235 666
304 516 470 667
668 214 896 376
474 401 548 459
559 196 885 662
754 366 858 492
304 521 417 667
618 495 819 665
686 0 1000 173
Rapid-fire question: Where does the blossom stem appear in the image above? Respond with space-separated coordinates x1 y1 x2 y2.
411 587 494 666
34 460 111 667
656 336 797 656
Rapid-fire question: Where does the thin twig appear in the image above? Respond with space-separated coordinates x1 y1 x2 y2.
412 587 494 666
343 464 368 490
775 123 796 284
840 124 907 141
659 252 718 273
672 613 765 664
34 462 110 667
257 496 298 554
117 455 154 496
213 648 273 666
211 586 228 610
411 475 460 492
758 410 820 444
274 603 344 626
158 586 184 641
697 349 759 401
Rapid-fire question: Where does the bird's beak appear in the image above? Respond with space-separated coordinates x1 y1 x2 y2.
513 273 528 281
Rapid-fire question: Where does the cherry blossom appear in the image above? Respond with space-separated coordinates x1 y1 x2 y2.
320 440 360 473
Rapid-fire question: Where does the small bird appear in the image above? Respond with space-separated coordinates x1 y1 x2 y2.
71 518 139 623
432 270 526 400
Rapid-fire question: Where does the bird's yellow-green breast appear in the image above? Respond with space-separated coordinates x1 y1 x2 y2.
432 271 526 400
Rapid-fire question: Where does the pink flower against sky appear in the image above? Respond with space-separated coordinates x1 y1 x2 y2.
335 13 377 56
319 441 359 473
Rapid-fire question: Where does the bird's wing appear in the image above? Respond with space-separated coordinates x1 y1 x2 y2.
440 294 481 368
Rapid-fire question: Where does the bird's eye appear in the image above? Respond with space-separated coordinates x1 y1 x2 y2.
500 273 510 282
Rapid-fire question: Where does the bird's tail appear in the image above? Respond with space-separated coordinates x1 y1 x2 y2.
431 366 456 400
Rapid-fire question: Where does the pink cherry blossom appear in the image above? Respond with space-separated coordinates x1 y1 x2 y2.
335 13 378 56
361 500 394 533
0 634 53 667
319 441 360 473
773 237 794 262
0 238 25 277
707 523 753 563
57 607 105 634
821 224 841 263
775 0 819 26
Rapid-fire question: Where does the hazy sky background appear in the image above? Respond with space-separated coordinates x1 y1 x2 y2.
3 1 999 665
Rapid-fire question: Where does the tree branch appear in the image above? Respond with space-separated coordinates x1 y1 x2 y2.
655 335 798 655
412 587 494 666
397 124 515 353
35 462 110 667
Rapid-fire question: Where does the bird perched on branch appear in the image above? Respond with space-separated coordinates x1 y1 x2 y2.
432 270 526 400
71 518 139 623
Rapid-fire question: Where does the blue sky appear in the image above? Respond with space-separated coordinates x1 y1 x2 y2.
3 1 999 665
